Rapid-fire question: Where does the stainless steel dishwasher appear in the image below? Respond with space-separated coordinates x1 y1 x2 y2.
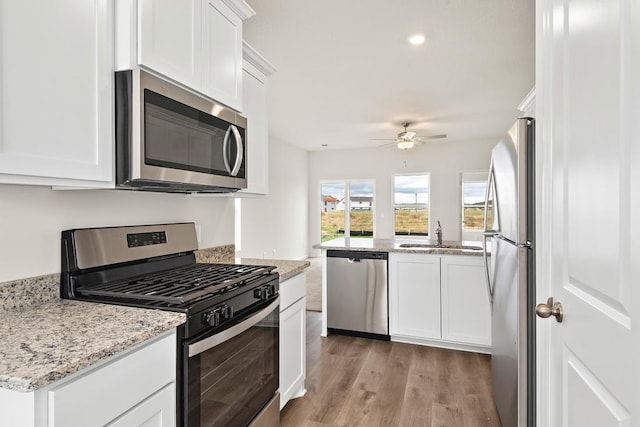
326 250 389 339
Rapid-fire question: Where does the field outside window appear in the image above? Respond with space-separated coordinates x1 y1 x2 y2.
321 181 374 242
393 174 429 237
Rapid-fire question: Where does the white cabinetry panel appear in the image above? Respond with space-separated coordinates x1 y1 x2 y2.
279 297 306 409
389 253 491 352
238 43 275 196
48 331 175 427
202 0 243 110
119 0 253 112
279 272 306 409
0 0 113 186
139 0 201 90
107 384 175 427
440 256 491 346
389 254 441 340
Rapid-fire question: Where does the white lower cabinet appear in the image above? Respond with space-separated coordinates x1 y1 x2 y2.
0 331 176 427
279 273 306 410
107 384 175 427
389 254 441 340
440 255 491 346
389 253 491 353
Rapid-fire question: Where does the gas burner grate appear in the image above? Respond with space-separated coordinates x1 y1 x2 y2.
77 263 275 305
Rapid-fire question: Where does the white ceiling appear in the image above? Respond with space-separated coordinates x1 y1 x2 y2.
243 0 535 152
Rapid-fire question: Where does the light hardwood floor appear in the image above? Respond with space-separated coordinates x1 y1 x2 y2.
281 312 501 427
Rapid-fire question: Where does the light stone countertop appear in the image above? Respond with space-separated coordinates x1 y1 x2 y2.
313 238 487 256
0 299 185 392
238 258 310 282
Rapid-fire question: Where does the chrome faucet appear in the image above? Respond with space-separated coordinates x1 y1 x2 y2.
435 220 443 247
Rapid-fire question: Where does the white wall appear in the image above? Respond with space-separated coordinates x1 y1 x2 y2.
0 185 234 282
239 137 309 260
308 139 495 255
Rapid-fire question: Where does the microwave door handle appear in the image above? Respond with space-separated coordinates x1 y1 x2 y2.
223 126 233 174
229 125 244 177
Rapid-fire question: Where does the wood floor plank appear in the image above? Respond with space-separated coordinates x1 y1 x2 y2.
282 312 502 427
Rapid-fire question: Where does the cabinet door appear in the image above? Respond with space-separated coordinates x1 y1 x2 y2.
279 297 306 409
138 0 201 91
239 62 268 195
107 384 175 427
440 256 491 346
0 0 113 186
201 0 243 111
48 332 175 427
389 254 441 339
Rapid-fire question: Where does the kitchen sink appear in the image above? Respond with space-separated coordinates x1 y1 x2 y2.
398 243 483 251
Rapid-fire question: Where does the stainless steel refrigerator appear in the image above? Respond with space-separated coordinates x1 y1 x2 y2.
482 117 535 427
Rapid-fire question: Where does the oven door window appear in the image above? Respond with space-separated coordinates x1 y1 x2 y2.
185 302 279 426
144 89 246 179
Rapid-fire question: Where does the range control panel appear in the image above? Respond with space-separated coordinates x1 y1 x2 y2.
127 231 167 247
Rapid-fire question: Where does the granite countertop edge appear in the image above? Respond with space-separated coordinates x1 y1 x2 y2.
313 238 488 256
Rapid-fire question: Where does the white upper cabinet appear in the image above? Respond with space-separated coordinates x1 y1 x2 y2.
0 0 114 187
138 0 201 91
119 0 254 112
238 43 276 196
201 0 244 110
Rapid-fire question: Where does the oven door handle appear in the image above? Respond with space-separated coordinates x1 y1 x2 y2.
188 297 279 357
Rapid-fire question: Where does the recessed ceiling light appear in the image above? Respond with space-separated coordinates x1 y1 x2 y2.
408 34 426 46
321 144 328 147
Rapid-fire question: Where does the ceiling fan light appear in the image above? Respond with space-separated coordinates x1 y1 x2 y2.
408 34 426 45
397 140 414 150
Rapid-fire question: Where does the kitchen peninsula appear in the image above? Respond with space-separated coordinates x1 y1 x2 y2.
315 238 491 354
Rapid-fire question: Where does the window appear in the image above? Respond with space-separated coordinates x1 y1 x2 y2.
461 171 491 241
321 181 375 242
393 174 429 237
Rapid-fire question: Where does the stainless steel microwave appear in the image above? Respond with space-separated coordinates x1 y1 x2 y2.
115 69 247 193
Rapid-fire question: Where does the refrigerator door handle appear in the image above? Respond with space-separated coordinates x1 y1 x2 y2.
482 233 494 306
483 161 496 305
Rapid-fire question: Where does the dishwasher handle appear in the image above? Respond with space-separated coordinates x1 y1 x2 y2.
326 250 388 261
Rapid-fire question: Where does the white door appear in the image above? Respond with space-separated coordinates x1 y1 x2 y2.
537 0 639 425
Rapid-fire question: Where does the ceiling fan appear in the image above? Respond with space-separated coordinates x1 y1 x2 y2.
369 122 447 149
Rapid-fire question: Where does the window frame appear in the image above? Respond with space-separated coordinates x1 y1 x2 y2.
460 171 490 241
319 179 376 242
392 173 431 239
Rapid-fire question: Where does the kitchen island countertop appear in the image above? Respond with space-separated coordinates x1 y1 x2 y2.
314 238 487 256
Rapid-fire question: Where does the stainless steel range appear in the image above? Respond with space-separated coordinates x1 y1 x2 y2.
60 223 280 427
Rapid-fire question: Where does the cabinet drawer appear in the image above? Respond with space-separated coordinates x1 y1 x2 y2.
48 331 176 427
280 273 306 311
107 383 175 427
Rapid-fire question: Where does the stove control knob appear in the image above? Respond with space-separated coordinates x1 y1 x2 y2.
222 304 234 320
253 286 270 300
202 308 222 327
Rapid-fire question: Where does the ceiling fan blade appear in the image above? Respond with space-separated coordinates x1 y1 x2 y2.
377 141 399 147
416 134 447 140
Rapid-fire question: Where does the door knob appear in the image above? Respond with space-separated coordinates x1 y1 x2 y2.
536 297 563 323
